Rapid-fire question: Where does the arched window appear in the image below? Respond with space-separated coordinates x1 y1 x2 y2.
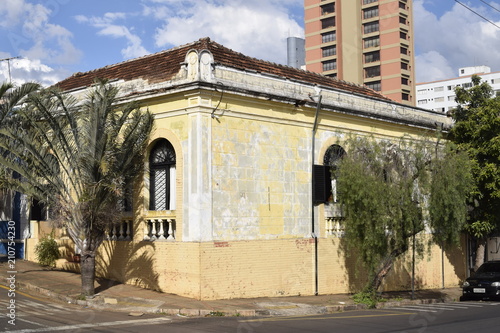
313 144 347 205
149 139 176 211
324 144 346 203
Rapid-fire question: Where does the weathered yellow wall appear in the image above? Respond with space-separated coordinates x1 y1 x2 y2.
95 240 201 299
319 234 467 296
381 235 468 291
199 239 315 299
25 229 466 300
212 112 311 241
195 235 466 299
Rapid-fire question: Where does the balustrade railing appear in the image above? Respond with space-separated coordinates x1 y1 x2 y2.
325 217 345 237
106 219 132 241
143 218 176 241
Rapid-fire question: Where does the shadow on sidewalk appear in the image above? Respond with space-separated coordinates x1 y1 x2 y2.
95 277 123 294
380 289 451 301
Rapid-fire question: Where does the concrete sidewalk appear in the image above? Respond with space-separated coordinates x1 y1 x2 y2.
0 258 463 317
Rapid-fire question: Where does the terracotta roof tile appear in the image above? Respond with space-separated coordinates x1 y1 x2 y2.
55 37 391 102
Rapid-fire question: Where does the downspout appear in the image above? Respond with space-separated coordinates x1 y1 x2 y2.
311 93 322 296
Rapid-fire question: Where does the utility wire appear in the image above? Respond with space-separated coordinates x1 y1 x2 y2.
480 0 500 13
455 0 500 29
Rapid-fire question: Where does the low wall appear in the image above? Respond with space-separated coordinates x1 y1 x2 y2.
23 224 467 300
96 240 201 299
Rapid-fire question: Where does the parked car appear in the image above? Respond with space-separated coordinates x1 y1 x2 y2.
461 261 500 301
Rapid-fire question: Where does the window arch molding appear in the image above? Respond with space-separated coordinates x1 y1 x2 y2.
324 143 346 203
314 141 347 204
146 130 182 212
323 144 346 170
149 138 176 210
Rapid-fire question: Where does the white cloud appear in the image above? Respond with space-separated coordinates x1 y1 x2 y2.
415 51 455 83
146 0 304 64
0 0 29 28
97 25 148 59
0 0 81 65
0 0 81 85
414 0 500 82
76 12 149 59
0 56 69 87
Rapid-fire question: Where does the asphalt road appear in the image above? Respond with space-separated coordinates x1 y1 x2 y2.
168 302 500 333
2 285 500 333
0 285 171 332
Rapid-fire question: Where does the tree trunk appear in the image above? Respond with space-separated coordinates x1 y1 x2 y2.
80 250 96 296
371 259 394 291
473 238 486 272
370 247 407 291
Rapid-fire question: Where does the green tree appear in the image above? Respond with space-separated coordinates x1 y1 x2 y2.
337 135 472 292
0 82 40 217
449 74 500 270
0 80 154 296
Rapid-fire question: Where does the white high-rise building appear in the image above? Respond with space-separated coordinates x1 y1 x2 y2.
287 37 306 69
416 66 500 113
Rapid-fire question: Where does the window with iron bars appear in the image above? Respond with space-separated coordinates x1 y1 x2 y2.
149 139 176 211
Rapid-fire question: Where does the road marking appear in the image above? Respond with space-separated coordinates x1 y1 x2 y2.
443 303 488 308
240 311 415 323
6 317 172 333
426 304 472 309
451 302 485 307
0 298 83 318
394 307 438 313
15 318 48 328
416 305 455 311
392 302 493 312
23 300 47 307
0 284 52 303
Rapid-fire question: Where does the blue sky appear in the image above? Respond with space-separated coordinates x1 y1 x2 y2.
0 0 499 86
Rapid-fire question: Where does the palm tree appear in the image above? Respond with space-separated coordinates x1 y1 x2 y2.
0 80 154 296
0 82 40 115
0 81 40 219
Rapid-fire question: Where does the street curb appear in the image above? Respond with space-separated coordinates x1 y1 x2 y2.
12 280 87 306
2 278 459 317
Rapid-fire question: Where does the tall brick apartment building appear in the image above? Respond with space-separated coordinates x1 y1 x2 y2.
304 0 416 105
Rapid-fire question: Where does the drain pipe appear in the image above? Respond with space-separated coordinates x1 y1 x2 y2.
311 92 322 296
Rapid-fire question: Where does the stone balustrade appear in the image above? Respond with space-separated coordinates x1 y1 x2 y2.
143 218 176 241
106 219 133 241
325 217 345 237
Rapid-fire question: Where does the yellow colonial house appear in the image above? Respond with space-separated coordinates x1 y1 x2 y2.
21 38 465 300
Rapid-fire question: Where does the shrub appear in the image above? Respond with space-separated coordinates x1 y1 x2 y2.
352 289 381 309
35 232 60 267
